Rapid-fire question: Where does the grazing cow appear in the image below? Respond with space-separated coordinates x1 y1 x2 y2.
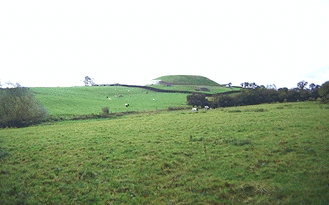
192 107 198 112
125 103 129 107
204 106 210 110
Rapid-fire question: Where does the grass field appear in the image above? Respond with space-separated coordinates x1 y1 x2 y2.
1 101 329 204
31 86 189 117
148 84 240 94
154 75 220 86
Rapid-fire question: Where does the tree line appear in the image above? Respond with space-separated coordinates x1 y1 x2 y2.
187 81 329 108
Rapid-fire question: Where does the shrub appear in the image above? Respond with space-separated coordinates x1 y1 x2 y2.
319 81 329 103
0 87 48 128
186 94 210 107
101 107 110 115
215 94 237 107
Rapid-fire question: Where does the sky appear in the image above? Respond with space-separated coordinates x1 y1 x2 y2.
1 0 328 88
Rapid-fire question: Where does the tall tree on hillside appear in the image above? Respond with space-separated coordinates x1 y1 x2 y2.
297 80 308 90
241 82 249 88
309 83 320 91
249 82 258 89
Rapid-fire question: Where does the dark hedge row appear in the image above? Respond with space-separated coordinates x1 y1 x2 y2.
187 81 329 108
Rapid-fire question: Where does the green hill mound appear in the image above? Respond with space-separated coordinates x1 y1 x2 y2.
154 75 220 86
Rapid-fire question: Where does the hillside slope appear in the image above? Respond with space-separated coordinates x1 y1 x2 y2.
154 75 220 86
32 86 188 117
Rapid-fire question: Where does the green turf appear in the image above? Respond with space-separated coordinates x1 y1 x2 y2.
1 101 329 204
148 84 240 94
154 75 220 86
31 86 189 117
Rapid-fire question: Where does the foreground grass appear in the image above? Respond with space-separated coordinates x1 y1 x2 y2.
32 86 189 117
1 101 329 204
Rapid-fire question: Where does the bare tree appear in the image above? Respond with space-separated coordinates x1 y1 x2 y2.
83 76 95 86
266 84 277 90
4 81 15 88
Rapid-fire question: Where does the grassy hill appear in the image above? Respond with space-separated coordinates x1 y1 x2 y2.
148 84 240 94
151 75 239 94
28 75 239 118
1 101 328 204
31 86 189 117
154 75 220 86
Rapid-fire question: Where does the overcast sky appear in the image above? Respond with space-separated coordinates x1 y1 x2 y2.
1 0 328 88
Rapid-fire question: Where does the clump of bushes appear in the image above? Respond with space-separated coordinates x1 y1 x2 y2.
187 81 325 108
187 94 211 108
319 81 329 103
101 107 110 116
0 87 48 128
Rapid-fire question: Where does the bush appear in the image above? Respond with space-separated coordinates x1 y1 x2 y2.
101 107 110 115
187 94 210 107
0 87 48 128
319 81 329 103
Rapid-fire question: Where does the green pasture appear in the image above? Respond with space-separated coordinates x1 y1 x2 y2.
31 86 189 117
148 84 240 94
154 75 220 86
1 101 329 204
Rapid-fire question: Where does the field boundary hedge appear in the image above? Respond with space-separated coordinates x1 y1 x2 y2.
93 83 241 96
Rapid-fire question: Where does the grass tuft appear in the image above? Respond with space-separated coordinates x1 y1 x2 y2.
228 109 242 113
